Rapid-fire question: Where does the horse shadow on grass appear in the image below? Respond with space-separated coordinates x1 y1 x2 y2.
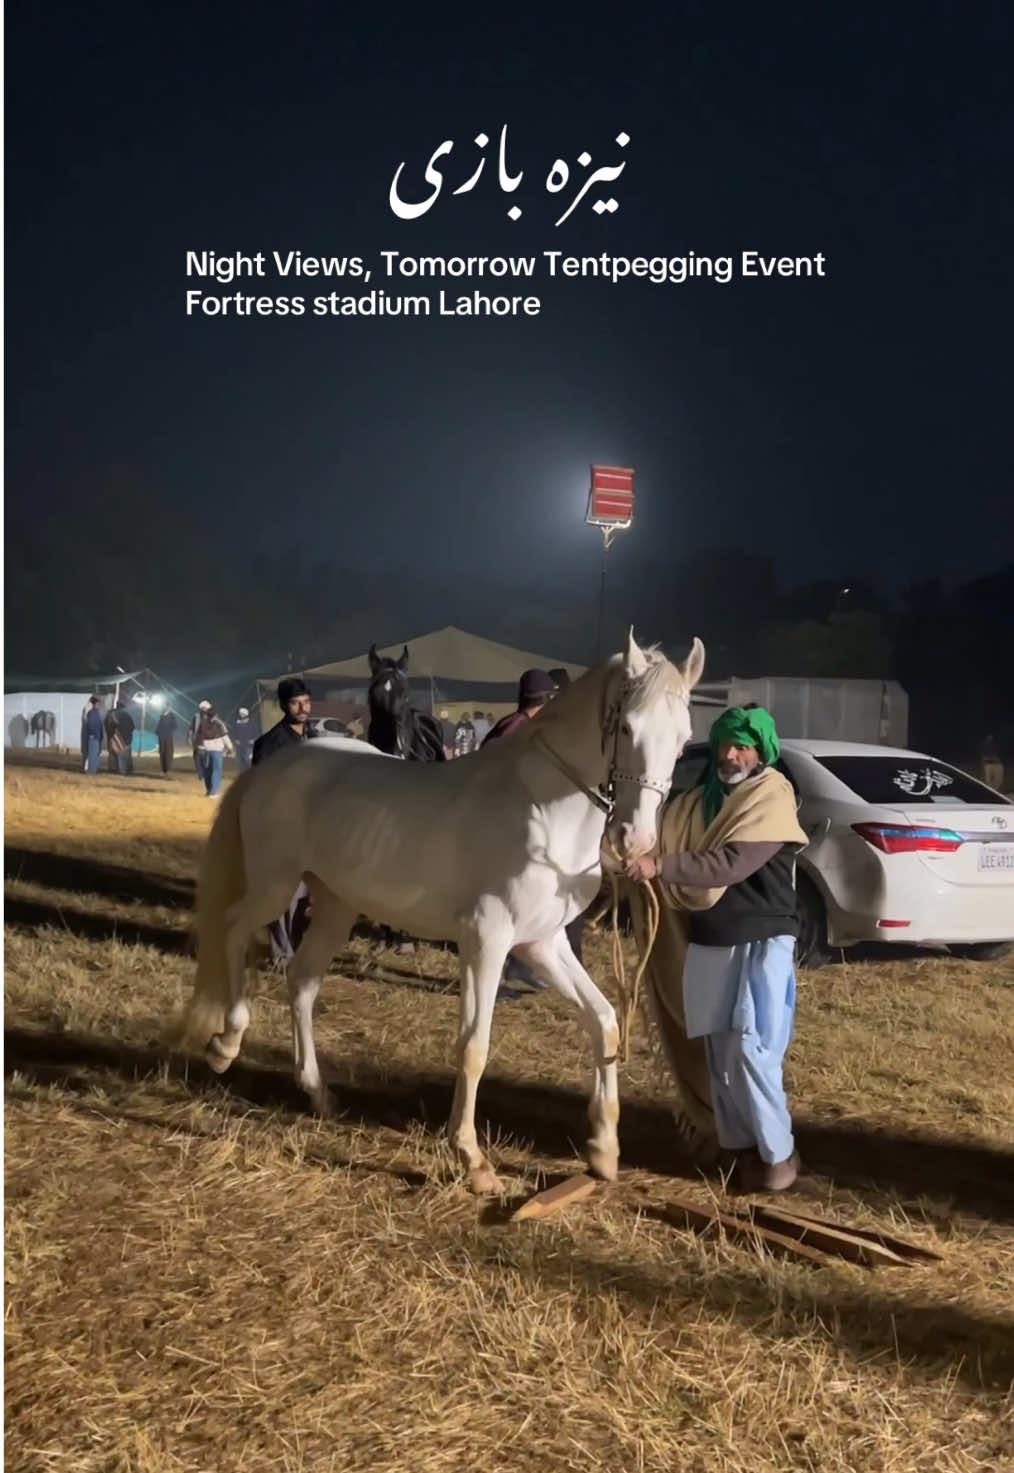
5 846 196 910
4 847 459 988
5 1024 1014 1228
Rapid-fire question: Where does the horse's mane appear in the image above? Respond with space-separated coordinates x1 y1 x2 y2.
623 647 689 713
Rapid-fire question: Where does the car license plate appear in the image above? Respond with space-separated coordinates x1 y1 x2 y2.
978 844 1014 872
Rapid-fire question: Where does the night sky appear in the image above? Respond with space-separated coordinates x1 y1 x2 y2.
6 2 1012 679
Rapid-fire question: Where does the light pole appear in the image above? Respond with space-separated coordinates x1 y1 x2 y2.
585 465 635 660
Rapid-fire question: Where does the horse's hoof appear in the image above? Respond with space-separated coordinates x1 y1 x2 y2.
469 1166 505 1196
205 1036 237 1074
586 1144 619 1183
308 1087 334 1119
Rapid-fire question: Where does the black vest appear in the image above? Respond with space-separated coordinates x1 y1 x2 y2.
688 846 800 947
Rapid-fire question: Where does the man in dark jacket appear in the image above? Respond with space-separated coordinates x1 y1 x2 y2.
252 677 315 765
105 699 135 776
83 697 104 774
252 677 317 964
156 708 176 775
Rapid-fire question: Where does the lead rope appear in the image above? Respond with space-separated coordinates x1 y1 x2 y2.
598 841 662 1064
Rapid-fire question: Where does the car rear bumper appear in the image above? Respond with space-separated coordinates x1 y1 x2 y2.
827 894 1014 946
814 846 1014 946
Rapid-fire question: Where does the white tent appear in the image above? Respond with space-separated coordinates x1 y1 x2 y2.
257 626 588 729
295 626 586 685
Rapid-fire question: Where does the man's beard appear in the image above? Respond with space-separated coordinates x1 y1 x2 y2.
718 764 749 785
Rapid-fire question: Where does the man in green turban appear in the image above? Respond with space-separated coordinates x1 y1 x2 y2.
626 706 808 1192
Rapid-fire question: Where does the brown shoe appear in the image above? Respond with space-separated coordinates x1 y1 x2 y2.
738 1150 800 1192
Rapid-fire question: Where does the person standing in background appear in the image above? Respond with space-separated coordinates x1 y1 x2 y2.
189 702 210 782
193 702 234 797
454 711 477 756
105 699 135 776
156 707 176 775
481 670 556 746
233 706 256 772
252 677 318 965
83 696 104 774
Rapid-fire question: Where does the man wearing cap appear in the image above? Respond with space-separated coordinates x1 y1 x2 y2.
233 707 256 772
625 707 808 1192
189 702 211 782
193 701 235 797
481 669 556 746
252 677 318 965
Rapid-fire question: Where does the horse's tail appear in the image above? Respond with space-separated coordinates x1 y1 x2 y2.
167 771 253 1052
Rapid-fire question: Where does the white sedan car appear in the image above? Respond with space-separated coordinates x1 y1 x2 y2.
670 739 1014 966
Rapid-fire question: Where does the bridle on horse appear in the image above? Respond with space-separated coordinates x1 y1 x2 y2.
532 671 688 817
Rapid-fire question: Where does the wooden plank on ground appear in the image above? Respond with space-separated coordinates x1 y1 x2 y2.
659 1196 831 1267
511 1173 603 1221
752 1204 943 1262
748 1205 909 1267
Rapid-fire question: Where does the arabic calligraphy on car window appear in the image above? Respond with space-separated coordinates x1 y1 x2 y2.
892 767 954 797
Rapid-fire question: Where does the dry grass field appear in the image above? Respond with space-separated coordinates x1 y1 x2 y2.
4 755 1014 1472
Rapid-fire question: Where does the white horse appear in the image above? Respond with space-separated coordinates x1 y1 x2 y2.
173 632 705 1192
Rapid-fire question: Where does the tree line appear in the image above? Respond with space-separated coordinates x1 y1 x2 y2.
7 494 1010 764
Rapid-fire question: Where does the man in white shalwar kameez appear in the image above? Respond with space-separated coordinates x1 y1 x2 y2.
626 706 808 1191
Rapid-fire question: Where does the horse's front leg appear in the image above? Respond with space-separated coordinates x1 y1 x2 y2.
449 912 512 1195
513 932 621 1182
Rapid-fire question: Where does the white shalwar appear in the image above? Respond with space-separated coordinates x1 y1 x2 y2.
682 935 796 1165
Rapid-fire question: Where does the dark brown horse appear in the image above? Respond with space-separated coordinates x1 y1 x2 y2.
366 645 445 762
31 710 56 748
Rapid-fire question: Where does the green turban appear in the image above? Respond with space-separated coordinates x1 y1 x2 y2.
701 706 781 823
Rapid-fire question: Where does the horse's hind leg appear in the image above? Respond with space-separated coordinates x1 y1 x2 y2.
205 881 297 1072
286 885 356 1116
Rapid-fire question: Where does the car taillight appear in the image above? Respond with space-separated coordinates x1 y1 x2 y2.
852 822 965 854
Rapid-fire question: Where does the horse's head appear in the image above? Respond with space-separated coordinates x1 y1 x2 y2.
603 631 705 861
367 643 410 717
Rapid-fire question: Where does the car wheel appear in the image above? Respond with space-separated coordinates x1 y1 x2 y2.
796 873 833 969
947 941 1012 962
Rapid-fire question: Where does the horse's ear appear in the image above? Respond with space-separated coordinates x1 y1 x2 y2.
368 644 381 674
623 626 648 677
397 646 409 671
679 636 706 690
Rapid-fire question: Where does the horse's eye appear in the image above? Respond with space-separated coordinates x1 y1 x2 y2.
620 722 632 738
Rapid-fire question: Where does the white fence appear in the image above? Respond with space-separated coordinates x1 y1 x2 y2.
4 691 111 752
716 677 909 746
